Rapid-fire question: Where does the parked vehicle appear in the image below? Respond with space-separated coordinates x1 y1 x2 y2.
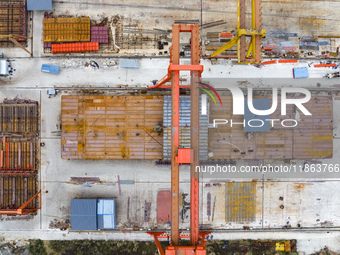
0 59 13 76
325 72 340 79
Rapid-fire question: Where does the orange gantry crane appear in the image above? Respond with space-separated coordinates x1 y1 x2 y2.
148 24 210 255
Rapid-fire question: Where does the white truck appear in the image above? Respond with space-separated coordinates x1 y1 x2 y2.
0 59 13 76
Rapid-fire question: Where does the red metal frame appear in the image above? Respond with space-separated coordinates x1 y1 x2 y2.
1 136 35 175
0 171 34 175
149 24 209 255
147 232 211 255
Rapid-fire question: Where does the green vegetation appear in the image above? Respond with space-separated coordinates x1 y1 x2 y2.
28 239 47 255
26 239 297 255
48 240 158 255
206 240 297 255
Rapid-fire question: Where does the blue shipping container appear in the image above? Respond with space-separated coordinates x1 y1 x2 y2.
293 67 309 79
41 64 59 74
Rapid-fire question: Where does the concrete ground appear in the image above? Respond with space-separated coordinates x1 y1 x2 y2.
1 0 340 254
3 0 340 58
1 61 340 254
2 57 340 88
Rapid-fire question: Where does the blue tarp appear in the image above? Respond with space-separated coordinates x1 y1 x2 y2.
41 64 59 74
293 67 309 79
27 0 52 10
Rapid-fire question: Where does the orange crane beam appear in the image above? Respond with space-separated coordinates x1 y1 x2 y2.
171 24 180 246
190 24 200 247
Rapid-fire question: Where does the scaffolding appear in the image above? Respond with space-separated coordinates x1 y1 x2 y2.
0 102 40 215
0 0 27 47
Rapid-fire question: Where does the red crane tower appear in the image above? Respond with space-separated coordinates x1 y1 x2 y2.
148 24 210 255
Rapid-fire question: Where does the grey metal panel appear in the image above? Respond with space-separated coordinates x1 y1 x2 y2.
71 199 97 230
244 99 270 132
163 95 208 160
71 216 97 231
27 0 52 10
120 59 140 69
71 199 97 215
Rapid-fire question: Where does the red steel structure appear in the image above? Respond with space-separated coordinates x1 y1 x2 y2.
148 24 210 255
0 137 35 175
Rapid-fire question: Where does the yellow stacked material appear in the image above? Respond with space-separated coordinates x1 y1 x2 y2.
284 241 291 252
43 17 90 42
275 243 285 251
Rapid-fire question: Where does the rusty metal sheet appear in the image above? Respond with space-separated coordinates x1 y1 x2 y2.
0 104 38 134
157 190 171 223
209 94 333 159
61 95 163 160
226 182 256 222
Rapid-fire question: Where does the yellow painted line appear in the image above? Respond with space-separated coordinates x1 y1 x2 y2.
312 151 332 156
312 136 333 141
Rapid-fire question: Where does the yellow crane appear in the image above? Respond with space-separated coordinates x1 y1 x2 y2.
0 34 33 57
210 0 266 64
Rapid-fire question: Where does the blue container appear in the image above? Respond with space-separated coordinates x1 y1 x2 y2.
41 64 59 74
293 67 309 78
